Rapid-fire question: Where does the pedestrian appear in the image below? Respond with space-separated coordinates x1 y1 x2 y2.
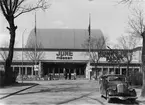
69 70 71 80
63 68 67 80
65 72 67 80
74 69 76 80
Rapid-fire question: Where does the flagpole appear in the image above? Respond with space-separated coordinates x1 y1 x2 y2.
88 13 91 62
34 11 37 76
88 13 91 80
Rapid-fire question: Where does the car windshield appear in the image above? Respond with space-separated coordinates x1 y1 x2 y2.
108 76 125 82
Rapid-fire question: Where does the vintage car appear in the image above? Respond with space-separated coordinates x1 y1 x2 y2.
99 74 137 102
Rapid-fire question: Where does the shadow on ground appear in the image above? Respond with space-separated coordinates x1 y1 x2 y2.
1 82 39 88
87 97 105 105
50 82 85 86
55 92 93 105
16 86 81 95
16 85 99 96
108 98 139 105
0 83 39 100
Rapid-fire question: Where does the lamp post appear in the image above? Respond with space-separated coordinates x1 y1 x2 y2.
22 29 26 83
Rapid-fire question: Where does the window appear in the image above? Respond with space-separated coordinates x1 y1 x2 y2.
122 68 126 75
23 67 25 75
129 68 133 75
103 68 108 75
14 67 19 74
134 68 139 73
55 68 58 73
109 68 114 74
60 68 63 73
27 67 32 75
115 68 120 74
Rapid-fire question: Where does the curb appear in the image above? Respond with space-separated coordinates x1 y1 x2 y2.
0 84 39 100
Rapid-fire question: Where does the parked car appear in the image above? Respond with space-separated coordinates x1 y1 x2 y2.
99 74 137 103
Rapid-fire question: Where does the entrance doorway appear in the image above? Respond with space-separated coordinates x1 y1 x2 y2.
42 62 86 79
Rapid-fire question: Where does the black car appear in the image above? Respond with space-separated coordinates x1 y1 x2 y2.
99 74 137 102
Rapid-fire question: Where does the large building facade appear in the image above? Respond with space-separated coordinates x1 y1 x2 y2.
0 29 142 80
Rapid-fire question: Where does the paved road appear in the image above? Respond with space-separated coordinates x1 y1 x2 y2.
0 80 143 105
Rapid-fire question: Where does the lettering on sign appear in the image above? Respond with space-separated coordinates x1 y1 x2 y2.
56 51 73 60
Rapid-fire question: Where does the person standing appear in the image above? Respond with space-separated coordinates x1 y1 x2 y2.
69 69 71 80
74 69 76 80
63 68 67 80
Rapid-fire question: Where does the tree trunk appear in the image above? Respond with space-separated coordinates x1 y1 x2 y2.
94 62 97 80
141 36 145 97
126 61 129 76
4 16 17 85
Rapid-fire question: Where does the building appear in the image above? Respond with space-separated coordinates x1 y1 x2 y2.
0 29 142 80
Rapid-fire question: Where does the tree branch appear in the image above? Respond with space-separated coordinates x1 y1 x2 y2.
14 0 50 18
0 1 8 17
12 0 19 13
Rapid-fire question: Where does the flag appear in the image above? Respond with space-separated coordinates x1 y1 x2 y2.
34 12 37 36
88 14 91 61
88 14 91 38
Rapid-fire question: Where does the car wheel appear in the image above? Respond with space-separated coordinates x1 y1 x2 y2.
107 98 112 103
129 99 136 103
105 91 108 100
101 94 106 99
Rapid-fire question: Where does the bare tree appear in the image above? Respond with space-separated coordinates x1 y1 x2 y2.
128 8 145 97
82 36 108 79
0 42 9 62
25 41 45 64
117 35 139 49
115 35 139 76
25 40 45 76
120 0 134 4
0 41 19 63
0 0 49 85
120 0 145 96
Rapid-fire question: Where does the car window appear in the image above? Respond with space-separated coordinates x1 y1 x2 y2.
108 76 125 82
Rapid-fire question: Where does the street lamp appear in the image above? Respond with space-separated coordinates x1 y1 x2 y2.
22 29 26 83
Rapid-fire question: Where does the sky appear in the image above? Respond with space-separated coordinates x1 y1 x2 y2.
0 0 145 48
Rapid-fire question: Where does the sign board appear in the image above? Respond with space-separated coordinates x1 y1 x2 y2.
34 65 39 71
56 50 73 60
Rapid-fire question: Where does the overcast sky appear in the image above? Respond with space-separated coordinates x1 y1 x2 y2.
0 0 144 47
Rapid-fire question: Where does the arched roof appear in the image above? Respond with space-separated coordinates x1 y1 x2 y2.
26 29 104 49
